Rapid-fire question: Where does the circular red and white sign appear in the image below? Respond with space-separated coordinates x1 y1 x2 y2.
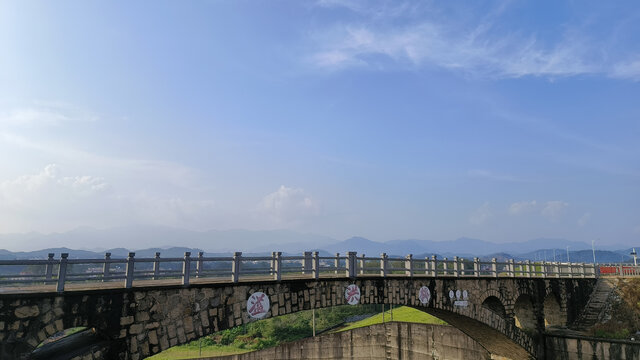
247 292 270 319
345 284 361 305
418 286 431 305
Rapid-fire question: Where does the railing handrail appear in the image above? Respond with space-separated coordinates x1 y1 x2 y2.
0 251 609 293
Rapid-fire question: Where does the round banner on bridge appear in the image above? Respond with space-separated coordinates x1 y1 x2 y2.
247 292 270 319
418 286 431 305
345 284 361 305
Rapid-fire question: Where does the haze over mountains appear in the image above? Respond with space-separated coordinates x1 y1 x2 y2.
0 226 636 263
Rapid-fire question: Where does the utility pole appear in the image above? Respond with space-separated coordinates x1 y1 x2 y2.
566 246 570 263
592 240 597 264
553 249 556 262
631 248 638 267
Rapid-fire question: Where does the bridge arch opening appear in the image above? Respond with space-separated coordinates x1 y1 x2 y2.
482 296 507 318
543 293 565 327
514 294 536 330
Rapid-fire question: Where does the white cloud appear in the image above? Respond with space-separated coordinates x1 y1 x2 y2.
259 185 318 224
508 200 537 215
0 165 214 233
0 103 97 128
309 1 640 80
577 212 591 227
541 201 569 221
611 59 640 81
469 202 492 225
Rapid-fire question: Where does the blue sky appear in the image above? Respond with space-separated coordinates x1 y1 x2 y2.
0 0 638 246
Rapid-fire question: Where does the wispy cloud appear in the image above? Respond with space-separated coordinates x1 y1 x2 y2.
509 200 537 215
578 212 591 227
468 169 526 182
259 185 319 225
469 202 492 225
0 102 98 128
541 201 569 222
309 1 640 80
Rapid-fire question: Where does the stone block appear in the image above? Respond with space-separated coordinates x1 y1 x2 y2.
149 330 158 345
129 324 144 335
15 305 39 318
120 316 134 326
135 311 150 322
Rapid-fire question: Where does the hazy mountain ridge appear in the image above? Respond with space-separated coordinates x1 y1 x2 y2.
0 228 636 263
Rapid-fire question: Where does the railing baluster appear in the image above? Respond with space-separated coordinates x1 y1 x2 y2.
334 253 340 275
359 254 365 275
380 253 388 277
153 252 161 280
45 253 54 284
312 251 319 279
491 258 498 277
431 255 437 277
125 252 135 289
56 253 69 293
474 257 479 277
274 252 282 281
405 254 413 277
443 257 448 276
453 256 459 277
196 251 204 278
102 252 111 282
232 252 242 283
182 252 191 286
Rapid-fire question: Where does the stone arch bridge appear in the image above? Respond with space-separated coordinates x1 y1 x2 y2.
0 251 597 359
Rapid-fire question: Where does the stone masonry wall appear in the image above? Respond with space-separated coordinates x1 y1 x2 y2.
0 277 595 359
208 322 491 360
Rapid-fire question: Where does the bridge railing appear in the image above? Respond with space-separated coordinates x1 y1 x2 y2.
597 264 640 277
0 251 598 293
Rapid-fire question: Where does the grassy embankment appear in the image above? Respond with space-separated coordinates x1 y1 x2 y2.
148 305 446 359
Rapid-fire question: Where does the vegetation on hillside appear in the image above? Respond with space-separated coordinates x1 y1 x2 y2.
148 304 383 359
589 278 640 339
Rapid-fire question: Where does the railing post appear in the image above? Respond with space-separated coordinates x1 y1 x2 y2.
45 253 55 284
56 253 69 293
405 254 413 277
346 252 357 279
453 256 459 277
270 252 276 276
541 261 547 278
425 257 429 276
125 252 135 288
232 252 242 283
153 252 161 280
182 252 191 286
525 260 532 278
359 254 365 275
567 262 573 278
196 251 204 278
380 253 388 277
474 257 479 277
431 255 438 277
443 257 448 276
556 262 561 278
492 258 498 278
312 251 319 279
303 251 312 275
102 252 111 282
460 258 466 276
274 252 282 281
509 259 515 277
334 253 340 274
580 263 586 278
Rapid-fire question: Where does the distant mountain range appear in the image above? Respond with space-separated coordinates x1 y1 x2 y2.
0 226 636 263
